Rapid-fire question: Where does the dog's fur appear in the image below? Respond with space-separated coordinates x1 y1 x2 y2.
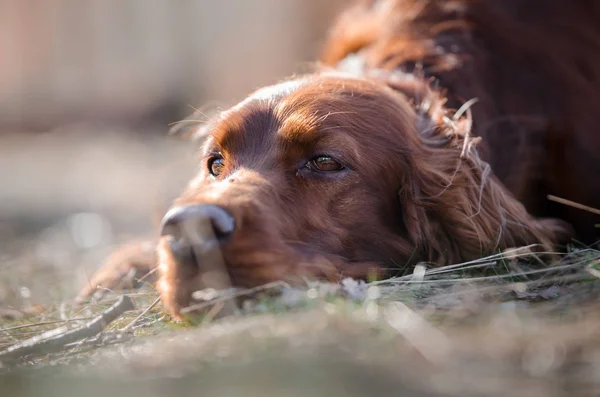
78 0 600 319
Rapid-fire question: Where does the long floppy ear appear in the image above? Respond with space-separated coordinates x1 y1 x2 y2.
382 71 573 264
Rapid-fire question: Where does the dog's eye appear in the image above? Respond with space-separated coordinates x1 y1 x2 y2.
308 156 344 172
208 156 225 176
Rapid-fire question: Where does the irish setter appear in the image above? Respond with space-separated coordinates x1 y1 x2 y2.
78 0 600 319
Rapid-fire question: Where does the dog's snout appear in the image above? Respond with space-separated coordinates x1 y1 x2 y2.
160 204 235 242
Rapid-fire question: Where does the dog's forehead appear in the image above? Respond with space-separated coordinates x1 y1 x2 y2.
250 79 304 101
218 79 304 122
211 74 400 148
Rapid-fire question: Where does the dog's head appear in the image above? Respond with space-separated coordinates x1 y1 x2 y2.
158 73 566 318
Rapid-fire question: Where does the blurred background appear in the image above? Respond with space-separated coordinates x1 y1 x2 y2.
1 0 348 132
0 0 349 310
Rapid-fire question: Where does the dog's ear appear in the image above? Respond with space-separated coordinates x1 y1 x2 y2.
381 76 572 264
397 141 571 265
333 54 453 139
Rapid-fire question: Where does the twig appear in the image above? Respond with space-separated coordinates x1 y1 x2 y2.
586 260 600 279
0 318 94 333
0 296 134 362
181 281 289 314
137 267 159 283
547 194 600 216
201 301 225 326
120 296 160 333
378 262 586 285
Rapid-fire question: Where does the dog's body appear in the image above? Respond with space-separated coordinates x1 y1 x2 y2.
321 0 600 243
79 0 600 319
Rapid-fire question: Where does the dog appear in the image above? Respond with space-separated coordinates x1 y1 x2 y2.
78 0 600 320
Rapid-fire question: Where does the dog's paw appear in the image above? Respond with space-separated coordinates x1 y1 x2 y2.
76 240 158 304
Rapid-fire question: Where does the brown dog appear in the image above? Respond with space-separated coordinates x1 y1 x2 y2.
78 0 600 320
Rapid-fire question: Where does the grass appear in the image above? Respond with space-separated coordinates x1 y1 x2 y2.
2 244 599 371
1 212 599 397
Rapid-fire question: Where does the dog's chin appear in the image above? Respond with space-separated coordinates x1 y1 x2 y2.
157 237 230 319
156 237 347 319
156 242 278 316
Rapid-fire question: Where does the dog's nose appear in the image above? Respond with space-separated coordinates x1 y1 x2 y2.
160 204 235 242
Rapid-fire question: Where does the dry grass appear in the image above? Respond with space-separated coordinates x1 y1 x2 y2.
2 246 600 390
